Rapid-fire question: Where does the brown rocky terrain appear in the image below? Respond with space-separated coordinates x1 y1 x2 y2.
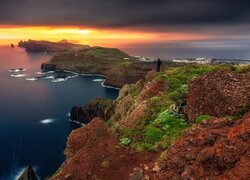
185 69 250 122
51 118 159 180
130 111 250 179
49 65 250 180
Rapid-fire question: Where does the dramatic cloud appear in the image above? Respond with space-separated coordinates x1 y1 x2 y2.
0 0 250 28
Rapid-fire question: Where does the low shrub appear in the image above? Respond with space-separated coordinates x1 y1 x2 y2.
195 114 211 124
144 127 164 142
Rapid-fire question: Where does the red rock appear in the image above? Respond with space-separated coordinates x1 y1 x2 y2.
185 69 250 122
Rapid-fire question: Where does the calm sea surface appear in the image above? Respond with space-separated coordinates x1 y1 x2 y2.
0 46 118 179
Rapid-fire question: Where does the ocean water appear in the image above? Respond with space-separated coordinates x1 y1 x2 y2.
0 46 118 179
120 40 250 59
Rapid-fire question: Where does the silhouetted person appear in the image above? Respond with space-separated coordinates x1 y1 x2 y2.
154 58 162 72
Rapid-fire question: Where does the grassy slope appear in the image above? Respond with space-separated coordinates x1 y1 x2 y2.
110 64 250 152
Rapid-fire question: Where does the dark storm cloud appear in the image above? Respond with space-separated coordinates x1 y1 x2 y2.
0 0 250 28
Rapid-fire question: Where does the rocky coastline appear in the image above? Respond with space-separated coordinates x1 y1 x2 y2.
18 40 250 179
50 65 250 179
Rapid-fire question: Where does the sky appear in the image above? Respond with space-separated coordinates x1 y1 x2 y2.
0 0 250 51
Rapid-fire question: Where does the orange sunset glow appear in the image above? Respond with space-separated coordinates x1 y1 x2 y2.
0 26 213 47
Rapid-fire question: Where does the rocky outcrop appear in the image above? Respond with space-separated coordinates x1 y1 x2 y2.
135 111 250 179
18 165 38 180
51 66 250 180
112 71 167 128
41 63 57 71
18 39 89 53
185 69 250 122
70 97 114 123
50 118 158 180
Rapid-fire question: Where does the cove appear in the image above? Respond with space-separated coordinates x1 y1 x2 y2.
0 46 118 179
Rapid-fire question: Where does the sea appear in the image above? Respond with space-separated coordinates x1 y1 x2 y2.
0 46 118 179
120 40 250 60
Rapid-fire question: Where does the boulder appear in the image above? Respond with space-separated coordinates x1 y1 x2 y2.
18 165 38 180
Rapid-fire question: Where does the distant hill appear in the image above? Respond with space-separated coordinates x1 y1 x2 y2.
18 39 89 53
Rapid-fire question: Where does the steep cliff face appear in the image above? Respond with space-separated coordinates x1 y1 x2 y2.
51 65 250 180
112 71 167 128
70 97 114 123
185 69 250 121
51 118 159 180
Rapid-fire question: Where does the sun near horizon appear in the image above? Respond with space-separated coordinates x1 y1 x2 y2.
0 25 214 47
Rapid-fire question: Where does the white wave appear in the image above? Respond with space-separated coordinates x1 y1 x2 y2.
26 77 38 81
67 75 79 79
43 76 54 79
101 82 120 90
13 167 26 180
11 74 27 78
67 112 71 117
36 71 55 75
52 78 67 83
8 68 26 73
93 79 105 82
40 118 55 124
69 119 84 126
63 70 105 77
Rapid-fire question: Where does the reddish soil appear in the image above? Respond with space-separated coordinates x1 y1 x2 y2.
50 118 160 180
131 111 250 179
185 69 250 121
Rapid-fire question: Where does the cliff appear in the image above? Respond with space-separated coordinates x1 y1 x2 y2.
41 46 159 88
18 39 89 53
70 97 114 123
50 64 250 179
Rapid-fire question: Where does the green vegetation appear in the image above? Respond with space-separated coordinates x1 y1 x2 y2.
119 137 131 145
85 47 130 59
195 114 211 124
118 111 190 152
115 65 226 152
145 127 164 142
108 64 249 152
167 65 220 101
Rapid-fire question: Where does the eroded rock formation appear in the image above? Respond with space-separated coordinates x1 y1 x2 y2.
185 69 250 121
70 97 114 123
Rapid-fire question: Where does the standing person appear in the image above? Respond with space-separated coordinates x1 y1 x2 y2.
154 58 162 72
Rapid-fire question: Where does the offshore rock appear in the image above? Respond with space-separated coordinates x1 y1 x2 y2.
41 63 57 71
18 165 38 180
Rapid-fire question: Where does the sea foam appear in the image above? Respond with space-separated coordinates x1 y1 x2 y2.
40 118 55 124
93 79 105 82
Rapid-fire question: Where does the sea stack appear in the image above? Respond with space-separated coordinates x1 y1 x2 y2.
11 43 15 48
18 165 38 180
